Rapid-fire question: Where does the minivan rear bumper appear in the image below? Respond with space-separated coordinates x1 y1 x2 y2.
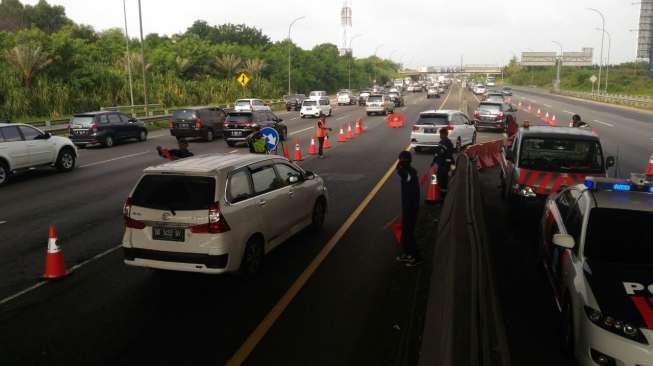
170 128 205 138
123 247 229 273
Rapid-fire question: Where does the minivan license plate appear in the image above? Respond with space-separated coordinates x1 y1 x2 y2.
153 227 185 242
232 131 242 137
424 128 437 133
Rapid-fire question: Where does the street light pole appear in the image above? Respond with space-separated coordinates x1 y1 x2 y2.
587 8 605 95
122 0 134 108
287 16 305 96
552 41 563 92
373 44 383 85
348 34 362 90
596 28 612 93
137 0 148 113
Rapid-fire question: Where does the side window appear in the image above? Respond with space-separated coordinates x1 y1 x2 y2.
253 112 264 123
118 114 128 123
460 115 470 125
18 125 41 140
108 114 122 124
250 164 283 194
0 126 23 142
227 170 253 203
97 114 109 124
451 115 463 125
565 196 586 253
274 163 301 186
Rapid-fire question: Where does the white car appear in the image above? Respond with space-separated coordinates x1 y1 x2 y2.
540 175 653 366
0 123 77 186
336 91 354 105
410 110 476 152
300 97 332 118
308 90 327 100
122 154 328 276
233 98 271 112
473 85 487 95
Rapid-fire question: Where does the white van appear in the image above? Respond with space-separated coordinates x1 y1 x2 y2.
300 97 332 118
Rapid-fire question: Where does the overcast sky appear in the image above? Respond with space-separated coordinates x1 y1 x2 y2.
24 0 641 68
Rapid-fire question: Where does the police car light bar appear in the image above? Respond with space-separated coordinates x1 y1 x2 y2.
584 175 653 193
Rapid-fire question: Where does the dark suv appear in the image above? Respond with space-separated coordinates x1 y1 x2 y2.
69 111 147 148
223 110 287 147
285 94 306 111
170 107 226 142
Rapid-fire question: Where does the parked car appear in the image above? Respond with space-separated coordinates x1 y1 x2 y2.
365 94 395 115
0 123 77 185
337 90 355 105
169 107 226 142
473 102 514 131
234 98 271 112
285 94 306 111
358 90 372 106
300 97 332 118
69 111 148 148
410 110 476 152
223 110 287 147
122 154 328 276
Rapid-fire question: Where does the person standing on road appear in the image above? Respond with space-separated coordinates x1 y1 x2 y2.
316 114 332 159
506 114 518 138
156 138 194 160
570 114 588 128
396 150 423 267
431 127 454 196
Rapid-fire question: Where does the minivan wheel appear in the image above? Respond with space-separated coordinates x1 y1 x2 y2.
0 162 9 186
56 148 76 172
138 130 147 142
240 237 264 277
226 140 236 147
103 135 114 148
310 198 327 232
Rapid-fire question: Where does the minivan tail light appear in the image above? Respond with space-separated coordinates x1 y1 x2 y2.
123 197 146 229
412 124 420 132
447 124 454 131
194 118 202 129
495 112 504 121
474 111 480 119
190 203 231 234
90 122 97 133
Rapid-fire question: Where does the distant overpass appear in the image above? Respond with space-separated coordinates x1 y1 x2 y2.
399 65 502 77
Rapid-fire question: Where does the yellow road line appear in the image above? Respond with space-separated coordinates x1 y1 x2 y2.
226 83 455 366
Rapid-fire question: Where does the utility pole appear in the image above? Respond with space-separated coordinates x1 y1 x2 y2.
587 8 605 95
287 16 305 96
122 0 134 109
137 0 148 113
552 41 563 92
596 28 612 93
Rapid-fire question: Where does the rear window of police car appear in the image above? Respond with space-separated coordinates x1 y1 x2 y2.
132 175 216 211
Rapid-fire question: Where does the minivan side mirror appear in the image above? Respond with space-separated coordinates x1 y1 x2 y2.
553 233 575 249
289 174 300 184
36 132 51 140
276 118 283 122
605 156 615 168
304 171 315 180
128 118 137 123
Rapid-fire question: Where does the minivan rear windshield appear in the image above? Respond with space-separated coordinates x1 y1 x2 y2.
417 114 448 125
70 116 95 127
367 96 382 102
132 175 216 211
303 100 317 106
172 110 197 120
226 113 253 122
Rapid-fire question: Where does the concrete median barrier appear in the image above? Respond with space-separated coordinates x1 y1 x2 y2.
418 154 510 366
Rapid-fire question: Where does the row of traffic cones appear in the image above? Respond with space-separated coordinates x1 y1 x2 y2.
518 101 559 126
291 119 365 161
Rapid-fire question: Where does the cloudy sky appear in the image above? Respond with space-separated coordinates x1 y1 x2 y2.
24 0 641 67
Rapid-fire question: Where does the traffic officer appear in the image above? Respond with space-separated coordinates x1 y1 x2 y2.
571 114 588 128
156 138 194 160
431 127 454 195
247 126 267 154
396 150 422 267
316 114 332 159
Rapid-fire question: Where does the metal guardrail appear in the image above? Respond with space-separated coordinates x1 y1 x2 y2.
418 154 510 366
553 90 653 109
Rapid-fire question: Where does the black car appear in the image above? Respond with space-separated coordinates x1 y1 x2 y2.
223 110 288 147
69 111 147 148
170 107 226 142
285 94 306 111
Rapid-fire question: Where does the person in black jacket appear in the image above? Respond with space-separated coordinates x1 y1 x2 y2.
156 138 194 160
396 150 422 267
431 127 454 195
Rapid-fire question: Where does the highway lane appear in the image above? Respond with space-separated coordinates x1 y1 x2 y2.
0 89 442 365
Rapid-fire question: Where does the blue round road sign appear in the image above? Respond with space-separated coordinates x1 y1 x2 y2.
260 127 280 152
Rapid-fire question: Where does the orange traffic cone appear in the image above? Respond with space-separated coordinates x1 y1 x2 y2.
43 225 67 279
294 141 303 161
544 112 550 123
347 124 354 139
283 143 290 159
324 135 331 149
308 138 317 155
536 109 542 119
425 168 441 204
357 118 365 133
646 154 653 177
550 115 557 126
355 120 362 135
338 127 346 142
527 105 532 114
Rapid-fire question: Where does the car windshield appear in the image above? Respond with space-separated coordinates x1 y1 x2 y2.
519 137 604 173
367 96 382 102
303 100 317 106
70 116 95 127
226 113 253 122
585 208 653 265
235 100 251 107
172 110 197 120
417 114 448 125
131 175 216 211
479 104 501 113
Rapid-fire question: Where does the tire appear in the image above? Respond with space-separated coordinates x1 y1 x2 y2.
205 129 214 142
138 129 147 142
0 161 9 186
366 112 371 116
309 198 327 232
414 146 422 153
301 115 305 119
286 108 291 112
560 298 575 357
240 236 264 277
226 140 236 147
103 135 114 148
328 109 332 117
55 148 76 172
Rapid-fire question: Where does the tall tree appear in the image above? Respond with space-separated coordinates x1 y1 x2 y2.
0 0 26 31
4 43 51 88
24 0 70 34
215 53 241 78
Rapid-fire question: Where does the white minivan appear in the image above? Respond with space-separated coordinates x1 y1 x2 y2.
122 154 328 276
410 110 477 152
300 97 332 118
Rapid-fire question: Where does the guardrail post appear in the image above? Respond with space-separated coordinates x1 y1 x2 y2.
45 120 51 129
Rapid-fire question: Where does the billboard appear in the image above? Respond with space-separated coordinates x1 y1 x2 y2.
520 52 556 66
562 48 593 66
637 1 653 61
520 48 593 67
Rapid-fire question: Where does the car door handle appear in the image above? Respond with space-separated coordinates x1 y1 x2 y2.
258 200 267 207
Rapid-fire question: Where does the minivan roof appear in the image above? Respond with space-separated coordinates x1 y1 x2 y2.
144 153 284 175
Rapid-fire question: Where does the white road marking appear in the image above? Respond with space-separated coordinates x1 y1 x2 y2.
79 151 150 168
563 110 576 115
229 149 238 154
288 117 299 121
0 221 6 225
543 103 552 108
289 126 314 136
336 115 349 120
593 120 614 127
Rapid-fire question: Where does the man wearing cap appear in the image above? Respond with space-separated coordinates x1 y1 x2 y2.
396 150 422 267
431 127 455 196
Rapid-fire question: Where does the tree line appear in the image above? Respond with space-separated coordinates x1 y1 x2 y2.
0 0 399 120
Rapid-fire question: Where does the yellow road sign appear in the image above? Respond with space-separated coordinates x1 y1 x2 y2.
237 73 250 87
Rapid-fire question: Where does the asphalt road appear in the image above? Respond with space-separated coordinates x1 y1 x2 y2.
0 84 497 366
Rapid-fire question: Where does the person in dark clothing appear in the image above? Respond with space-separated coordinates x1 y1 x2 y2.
396 150 422 267
506 114 518 137
156 138 194 160
431 127 454 195
571 114 588 128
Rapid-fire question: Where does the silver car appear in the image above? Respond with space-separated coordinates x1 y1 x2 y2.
366 94 395 116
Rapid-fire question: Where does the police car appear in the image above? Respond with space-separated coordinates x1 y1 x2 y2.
500 125 615 205
539 174 653 365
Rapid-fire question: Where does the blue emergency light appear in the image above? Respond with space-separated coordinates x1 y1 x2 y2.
613 183 631 192
584 176 653 193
